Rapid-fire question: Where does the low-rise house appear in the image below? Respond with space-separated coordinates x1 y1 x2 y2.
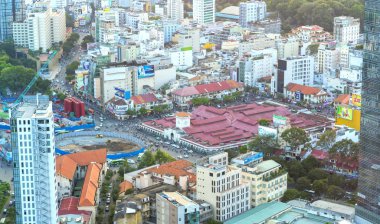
119 180 134 196
172 80 243 106
284 83 328 104
58 197 93 224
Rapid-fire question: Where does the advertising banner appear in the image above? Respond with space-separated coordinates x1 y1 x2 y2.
273 114 287 126
352 94 361 107
138 65 155 79
336 106 353 120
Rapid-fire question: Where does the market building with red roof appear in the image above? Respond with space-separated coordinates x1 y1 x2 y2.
284 83 328 104
141 103 332 152
172 80 244 107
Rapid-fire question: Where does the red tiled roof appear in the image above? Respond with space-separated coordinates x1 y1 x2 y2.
131 93 158 105
58 197 92 219
143 103 332 147
334 94 350 105
119 181 133 194
147 160 196 183
56 156 77 180
311 150 329 160
67 149 107 166
176 112 191 117
79 163 102 207
172 80 242 97
286 83 325 95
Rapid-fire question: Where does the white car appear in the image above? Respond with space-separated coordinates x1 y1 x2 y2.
177 155 183 159
127 159 135 164
184 154 189 158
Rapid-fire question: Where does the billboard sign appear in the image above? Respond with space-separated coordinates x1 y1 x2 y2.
243 152 264 165
352 94 361 107
258 125 277 137
138 65 155 79
336 106 353 120
273 114 287 126
115 88 131 100
295 91 303 101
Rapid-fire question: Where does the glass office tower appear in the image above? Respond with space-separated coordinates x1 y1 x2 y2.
0 0 25 41
355 1 380 223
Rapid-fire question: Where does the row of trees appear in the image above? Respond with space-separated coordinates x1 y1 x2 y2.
191 91 244 107
62 33 80 55
65 61 80 82
266 0 364 32
126 104 171 117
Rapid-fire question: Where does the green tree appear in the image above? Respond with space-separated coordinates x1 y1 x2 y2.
326 185 345 200
317 130 336 150
155 149 175 164
248 135 278 155
301 156 320 172
81 35 95 49
206 220 223 224
330 139 359 160
312 179 328 196
282 189 308 202
126 109 136 116
138 151 155 168
139 107 148 116
0 40 16 58
223 94 234 103
191 97 210 106
307 168 328 182
328 174 345 188
296 177 311 191
258 119 270 126
66 61 80 75
287 161 307 180
281 127 310 151
345 179 358 191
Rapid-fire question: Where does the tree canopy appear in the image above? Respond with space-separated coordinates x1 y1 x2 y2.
317 130 336 150
248 135 278 155
266 0 364 32
281 127 310 151
329 139 359 160
191 97 210 106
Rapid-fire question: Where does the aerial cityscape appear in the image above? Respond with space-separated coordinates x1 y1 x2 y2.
0 0 378 224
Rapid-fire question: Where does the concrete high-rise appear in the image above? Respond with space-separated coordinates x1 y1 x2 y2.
12 1 66 52
193 0 215 25
0 0 25 41
10 95 58 224
239 0 267 28
355 1 380 224
333 16 360 44
167 0 184 21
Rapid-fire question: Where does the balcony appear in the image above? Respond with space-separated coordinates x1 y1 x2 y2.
263 169 287 182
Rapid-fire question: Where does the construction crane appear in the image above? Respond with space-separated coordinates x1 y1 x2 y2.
2 50 57 112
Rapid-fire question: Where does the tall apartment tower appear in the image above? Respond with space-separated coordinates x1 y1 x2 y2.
12 1 66 52
166 0 184 21
196 153 251 222
355 1 380 224
193 0 215 25
0 0 25 41
239 0 267 27
272 56 314 94
10 95 58 224
333 16 360 44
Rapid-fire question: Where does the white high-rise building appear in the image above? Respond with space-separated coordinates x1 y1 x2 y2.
197 153 251 222
156 192 200 224
167 0 184 21
239 53 275 87
10 95 58 224
272 56 314 94
239 0 267 27
317 43 340 74
333 16 360 44
193 0 215 25
12 2 66 52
